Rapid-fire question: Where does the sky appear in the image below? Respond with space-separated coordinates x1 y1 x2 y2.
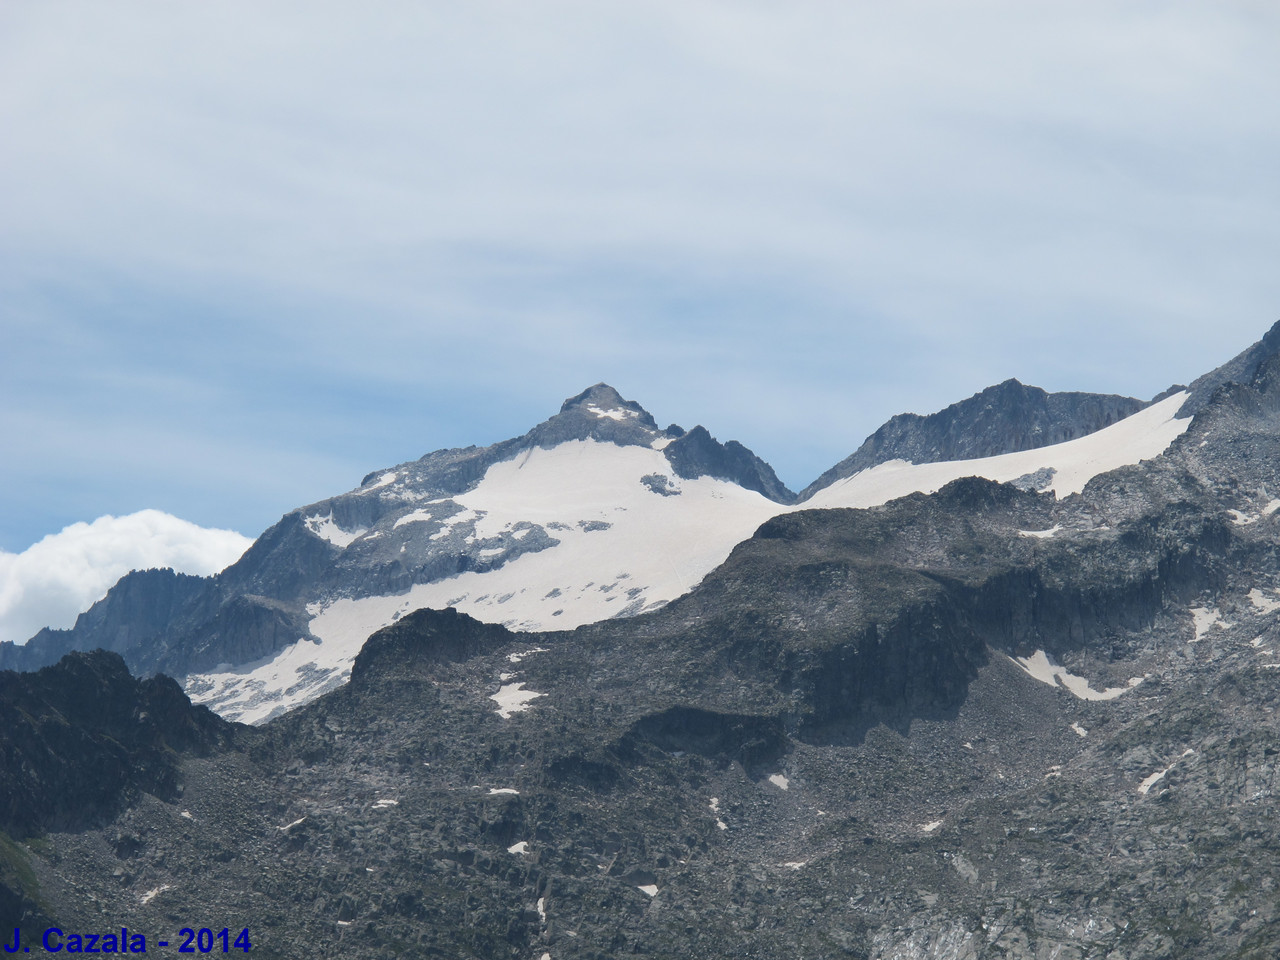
3 2 1280 641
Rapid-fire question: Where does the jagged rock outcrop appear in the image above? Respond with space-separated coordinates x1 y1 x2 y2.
0 568 208 673
664 424 794 503
0 651 233 839
1177 318 1280 417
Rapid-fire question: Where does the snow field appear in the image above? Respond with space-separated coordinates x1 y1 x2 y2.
803 391 1191 510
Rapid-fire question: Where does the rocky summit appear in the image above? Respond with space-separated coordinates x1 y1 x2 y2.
5 324 1280 957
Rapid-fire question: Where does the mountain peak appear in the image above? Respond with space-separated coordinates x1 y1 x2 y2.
530 384 661 446
559 382 649 419
994 377 1025 389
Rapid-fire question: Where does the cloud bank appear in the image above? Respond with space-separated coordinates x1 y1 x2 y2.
0 511 252 646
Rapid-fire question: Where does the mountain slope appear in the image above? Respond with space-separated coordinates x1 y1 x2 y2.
800 378 1147 500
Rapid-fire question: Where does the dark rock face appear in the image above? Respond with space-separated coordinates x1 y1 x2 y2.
664 424 794 503
0 651 233 839
0 568 208 673
154 595 314 677
800 378 1145 500
1177 317 1280 417
348 606 516 683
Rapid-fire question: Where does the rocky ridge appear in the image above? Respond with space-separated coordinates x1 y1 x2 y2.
799 379 1147 500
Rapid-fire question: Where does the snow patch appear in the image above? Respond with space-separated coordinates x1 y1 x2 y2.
394 509 436 528
638 884 659 897
920 820 943 833
768 773 790 790
586 404 639 421
1248 589 1280 614
1018 524 1061 539
372 798 399 810
507 647 548 664
1070 722 1089 738
1190 605 1230 641
783 861 806 870
139 885 170 905
1228 509 1258 526
428 508 476 539
507 841 528 855
1139 749 1195 795
1011 650 1141 701
709 796 727 830
1266 500 1280 516
491 682 545 719
367 471 398 489
303 513 366 548
488 787 520 796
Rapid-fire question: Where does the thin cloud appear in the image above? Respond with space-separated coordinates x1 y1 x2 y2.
0 511 252 646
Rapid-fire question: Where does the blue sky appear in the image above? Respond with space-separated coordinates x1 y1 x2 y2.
3 1 1279 568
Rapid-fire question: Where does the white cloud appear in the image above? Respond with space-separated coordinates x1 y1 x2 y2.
0 511 252 646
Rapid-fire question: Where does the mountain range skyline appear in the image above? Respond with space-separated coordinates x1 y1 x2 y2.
0 316 1263 653
0 364 1180 649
